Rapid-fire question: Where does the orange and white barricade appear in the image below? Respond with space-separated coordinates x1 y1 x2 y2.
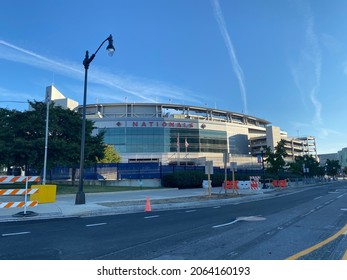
0 175 40 184
0 188 39 196
0 201 38 209
0 176 40 214
250 176 261 190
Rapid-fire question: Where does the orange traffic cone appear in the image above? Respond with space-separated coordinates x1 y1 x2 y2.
145 196 152 212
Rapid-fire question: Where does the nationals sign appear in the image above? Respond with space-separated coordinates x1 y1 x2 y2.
115 121 197 129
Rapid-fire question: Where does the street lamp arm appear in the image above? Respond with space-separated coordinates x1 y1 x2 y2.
93 35 113 57
83 35 115 69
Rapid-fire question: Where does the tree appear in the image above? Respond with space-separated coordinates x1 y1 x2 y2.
288 155 323 177
0 108 42 174
265 140 288 178
97 145 121 163
325 159 340 177
0 101 105 178
0 108 17 173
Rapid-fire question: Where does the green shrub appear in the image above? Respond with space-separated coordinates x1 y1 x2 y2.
162 171 205 189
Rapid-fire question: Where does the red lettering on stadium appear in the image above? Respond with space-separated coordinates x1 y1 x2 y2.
129 121 194 128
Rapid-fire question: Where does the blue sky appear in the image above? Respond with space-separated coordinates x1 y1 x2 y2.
0 0 346 154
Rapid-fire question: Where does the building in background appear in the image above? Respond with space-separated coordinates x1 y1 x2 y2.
319 148 347 170
46 85 79 110
318 153 338 167
249 127 318 161
337 148 347 169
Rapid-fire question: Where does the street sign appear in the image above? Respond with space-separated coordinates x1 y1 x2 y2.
205 161 214 175
230 162 237 172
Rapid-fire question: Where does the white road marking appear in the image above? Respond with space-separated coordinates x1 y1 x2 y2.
341 208 347 211
185 210 197 213
213 219 239 228
314 196 323 200
237 216 266 221
325 200 334 205
144 215 160 219
2 231 30 237
86 223 107 227
337 194 345 199
213 206 221 209
302 209 315 217
213 215 266 228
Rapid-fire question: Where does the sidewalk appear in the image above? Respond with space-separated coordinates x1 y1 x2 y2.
0 185 302 222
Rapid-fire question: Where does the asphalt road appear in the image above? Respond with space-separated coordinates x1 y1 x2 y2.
0 182 346 260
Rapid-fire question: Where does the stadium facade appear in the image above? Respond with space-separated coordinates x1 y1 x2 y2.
46 85 318 169
75 101 318 168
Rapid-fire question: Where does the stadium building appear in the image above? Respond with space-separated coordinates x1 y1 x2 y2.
45 85 318 169
76 101 318 168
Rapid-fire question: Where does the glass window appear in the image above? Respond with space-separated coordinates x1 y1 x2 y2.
101 127 227 154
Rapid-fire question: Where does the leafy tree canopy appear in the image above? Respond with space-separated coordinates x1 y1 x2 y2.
97 144 121 163
0 101 105 174
288 154 324 177
325 159 340 177
265 139 288 177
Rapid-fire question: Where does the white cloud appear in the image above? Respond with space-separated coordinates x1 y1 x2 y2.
0 40 202 105
211 0 248 114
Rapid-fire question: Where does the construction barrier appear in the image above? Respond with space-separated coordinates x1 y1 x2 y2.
212 178 289 191
0 188 39 195
222 180 262 190
223 180 239 189
250 176 261 190
0 176 40 184
238 181 251 189
272 180 288 188
0 201 38 209
202 180 212 188
0 176 40 214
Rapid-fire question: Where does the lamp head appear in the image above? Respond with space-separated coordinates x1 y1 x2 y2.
106 34 115 56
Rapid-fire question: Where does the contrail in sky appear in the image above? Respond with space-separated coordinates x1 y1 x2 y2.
305 11 322 125
0 40 201 104
211 0 248 114
290 1 322 125
0 40 82 76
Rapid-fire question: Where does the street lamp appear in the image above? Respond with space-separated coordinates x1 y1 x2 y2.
75 34 115 205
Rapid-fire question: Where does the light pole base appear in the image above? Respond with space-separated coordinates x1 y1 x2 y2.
13 211 39 217
75 191 86 204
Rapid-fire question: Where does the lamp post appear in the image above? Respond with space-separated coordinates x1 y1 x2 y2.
43 91 50 185
260 147 266 188
75 35 115 205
